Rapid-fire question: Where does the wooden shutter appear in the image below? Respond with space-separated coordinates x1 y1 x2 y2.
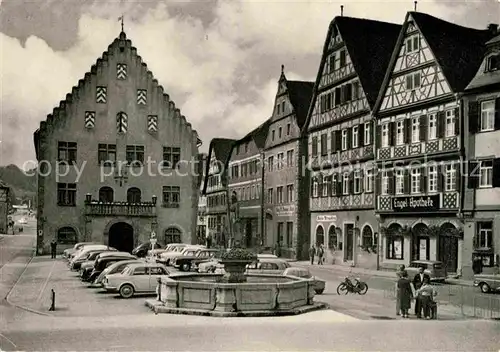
321 134 327 155
469 101 479 133
492 158 500 188
358 123 365 146
389 122 395 146
376 171 382 195
437 111 446 138
348 172 354 194
337 176 343 195
467 161 479 189
420 167 427 193
437 165 444 191
330 131 335 153
331 174 337 196
454 107 460 135
495 98 500 131
335 131 342 151
419 115 427 141
388 170 394 194
317 174 323 196
376 124 382 148
454 162 461 191
312 136 318 156
359 170 364 193
310 176 315 195
404 118 411 143
346 127 352 149
403 169 410 194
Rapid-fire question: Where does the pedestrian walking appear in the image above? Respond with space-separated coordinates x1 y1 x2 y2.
317 244 324 265
413 266 430 318
309 245 315 265
395 264 405 316
50 239 57 259
416 276 437 320
396 270 414 318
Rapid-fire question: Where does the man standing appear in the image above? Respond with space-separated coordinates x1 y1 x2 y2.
309 245 315 265
50 239 57 259
413 266 430 318
317 244 325 265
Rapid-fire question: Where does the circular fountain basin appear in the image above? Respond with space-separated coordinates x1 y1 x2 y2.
147 273 325 317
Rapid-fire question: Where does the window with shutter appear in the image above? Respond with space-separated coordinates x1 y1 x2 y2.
468 101 480 133
420 167 426 193
348 173 354 195
335 87 341 106
396 120 405 145
493 158 500 188
437 165 444 191
321 134 328 155
389 122 396 146
404 118 411 144
331 174 337 196
494 98 500 130
312 136 318 156
335 130 342 151
437 111 446 138
403 169 410 194
342 173 350 195
358 124 364 146
330 131 336 153
468 161 480 189
419 115 427 141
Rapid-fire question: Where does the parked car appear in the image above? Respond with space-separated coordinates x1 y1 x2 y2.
406 260 447 282
79 250 118 277
245 258 291 275
93 259 143 286
70 246 117 271
81 252 136 282
63 242 99 259
158 245 204 266
283 267 326 294
102 262 170 298
197 254 278 273
132 242 162 257
173 248 219 271
69 244 110 261
474 273 500 293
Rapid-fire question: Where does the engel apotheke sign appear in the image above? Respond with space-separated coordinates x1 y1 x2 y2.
392 195 440 212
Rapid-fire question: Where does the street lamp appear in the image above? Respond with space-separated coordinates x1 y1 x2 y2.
152 195 157 205
85 193 91 203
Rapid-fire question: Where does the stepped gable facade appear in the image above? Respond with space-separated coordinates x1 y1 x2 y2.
303 15 401 269
33 31 201 255
263 66 314 259
372 12 496 273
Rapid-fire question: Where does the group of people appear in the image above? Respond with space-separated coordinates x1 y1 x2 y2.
309 244 325 265
396 265 437 319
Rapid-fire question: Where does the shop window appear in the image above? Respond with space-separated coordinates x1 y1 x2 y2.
316 225 325 246
362 226 373 247
328 226 337 250
386 235 404 260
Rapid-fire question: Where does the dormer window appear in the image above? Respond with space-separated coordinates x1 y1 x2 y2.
406 35 420 54
487 54 500 72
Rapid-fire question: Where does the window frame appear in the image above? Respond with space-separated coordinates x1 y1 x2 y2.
341 129 348 150
428 113 437 140
396 120 404 145
480 100 495 132
479 160 493 188
395 170 404 195
444 164 456 192
364 122 371 145
381 124 389 147
428 166 437 193
411 168 421 194
411 117 420 143
57 183 77 207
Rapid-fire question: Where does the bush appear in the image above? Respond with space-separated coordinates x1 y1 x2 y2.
220 248 257 261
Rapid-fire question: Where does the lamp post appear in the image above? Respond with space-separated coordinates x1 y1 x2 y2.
375 213 382 271
85 193 91 204
152 195 157 205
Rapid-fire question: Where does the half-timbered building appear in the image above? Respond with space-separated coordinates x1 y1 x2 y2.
263 67 313 259
34 31 202 255
462 31 500 279
304 16 400 268
202 138 235 247
226 121 269 249
373 12 495 273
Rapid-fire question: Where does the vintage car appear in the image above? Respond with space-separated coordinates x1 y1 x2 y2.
81 252 136 282
473 273 500 293
157 245 204 266
68 243 107 261
63 242 99 259
283 267 326 294
172 248 219 271
245 258 291 275
132 242 162 258
92 259 143 286
70 247 117 271
197 254 278 273
102 262 170 298
78 250 118 277
406 260 447 282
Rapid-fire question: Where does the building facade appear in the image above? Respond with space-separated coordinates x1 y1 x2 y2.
304 16 401 268
226 122 269 249
263 67 313 259
33 31 201 254
373 12 494 273
197 189 208 245
202 138 235 247
462 32 500 279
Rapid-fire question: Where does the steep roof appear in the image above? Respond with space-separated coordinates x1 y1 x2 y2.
201 138 236 195
409 12 494 92
486 33 500 46
286 81 314 128
336 16 401 108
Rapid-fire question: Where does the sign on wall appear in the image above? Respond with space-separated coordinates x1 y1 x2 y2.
317 215 337 222
392 195 440 212
275 205 295 217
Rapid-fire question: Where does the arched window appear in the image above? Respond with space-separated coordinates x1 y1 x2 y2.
316 225 324 246
165 227 182 244
99 187 114 203
57 227 77 244
362 226 373 247
328 225 337 249
127 187 141 203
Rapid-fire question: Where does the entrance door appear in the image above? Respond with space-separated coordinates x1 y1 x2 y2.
108 222 134 253
345 225 354 261
245 221 252 248
412 236 430 261
438 236 458 273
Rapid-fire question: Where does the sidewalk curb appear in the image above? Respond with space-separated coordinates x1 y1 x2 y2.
4 254 52 317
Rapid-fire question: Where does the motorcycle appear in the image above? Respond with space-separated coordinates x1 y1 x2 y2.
337 276 368 295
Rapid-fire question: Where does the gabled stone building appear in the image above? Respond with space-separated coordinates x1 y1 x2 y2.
303 16 400 268
34 31 201 254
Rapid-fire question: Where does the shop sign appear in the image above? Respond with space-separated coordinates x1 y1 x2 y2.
275 205 295 217
392 195 439 212
316 215 337 222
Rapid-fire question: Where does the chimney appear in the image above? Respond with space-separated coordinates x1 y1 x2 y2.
487 23 498 34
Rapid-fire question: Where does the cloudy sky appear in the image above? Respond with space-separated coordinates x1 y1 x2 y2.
0 0 498 168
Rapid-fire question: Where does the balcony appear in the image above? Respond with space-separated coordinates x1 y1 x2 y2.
84 195 157 218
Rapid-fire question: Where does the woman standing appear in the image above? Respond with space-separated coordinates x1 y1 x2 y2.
395 264 405 316
416 276 437 319
397 270 413 318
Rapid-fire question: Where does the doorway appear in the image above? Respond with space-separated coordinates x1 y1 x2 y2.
344 224 354 261
438 235 458 273
108 222 134 253
245 220 252 248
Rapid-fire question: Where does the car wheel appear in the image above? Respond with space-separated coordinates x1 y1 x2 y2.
480 283 491 293
315 289 324 295
181 263 191 272
119 284 134 299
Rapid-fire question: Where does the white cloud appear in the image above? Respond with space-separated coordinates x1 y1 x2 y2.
0 0 482 167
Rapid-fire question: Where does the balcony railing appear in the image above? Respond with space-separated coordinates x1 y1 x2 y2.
85 200 157 217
